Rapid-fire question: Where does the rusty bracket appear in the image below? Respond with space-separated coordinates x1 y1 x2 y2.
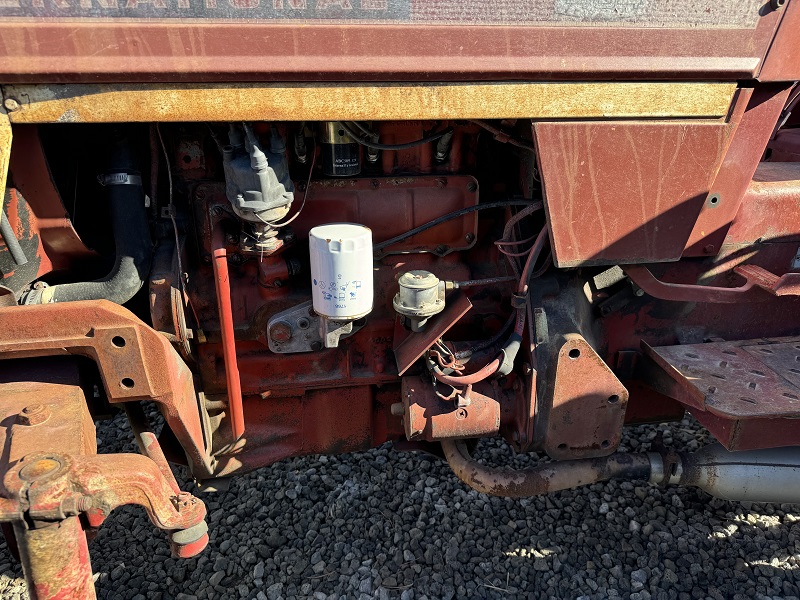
623 263 800 304
393 290 472 376
0 369 209 600
3 452 206 545
540 334 629 460
0 300 214 476
400 376 500 441
734 264 800 296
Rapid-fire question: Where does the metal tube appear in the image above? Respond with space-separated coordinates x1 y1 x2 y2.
13 517 96 600
673 443 800 503
441 439 652 498
211 224 245 441
0 207 27 265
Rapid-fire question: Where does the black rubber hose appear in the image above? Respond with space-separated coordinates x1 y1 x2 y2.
25 131 152 305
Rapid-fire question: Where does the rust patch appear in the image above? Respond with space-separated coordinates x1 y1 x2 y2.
2 82 736 124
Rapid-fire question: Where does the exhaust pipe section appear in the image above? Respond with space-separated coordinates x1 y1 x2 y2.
650 443 800 504
442 440 800 504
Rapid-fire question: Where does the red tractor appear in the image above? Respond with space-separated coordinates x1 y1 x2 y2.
0 0 799 596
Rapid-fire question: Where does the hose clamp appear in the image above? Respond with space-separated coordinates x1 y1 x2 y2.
97 173 142 187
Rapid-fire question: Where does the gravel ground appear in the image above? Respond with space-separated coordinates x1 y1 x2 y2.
0 413 799 600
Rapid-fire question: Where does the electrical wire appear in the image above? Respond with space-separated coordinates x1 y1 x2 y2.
374 199 538 253
348 121 375 137
453 310 516 360
264 136 316 228
156 124 196 348
340 121 453 152
431 218 549 388
156 124 183 293
469 119 536 152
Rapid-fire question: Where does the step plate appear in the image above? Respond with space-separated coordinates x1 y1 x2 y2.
644 338 800 450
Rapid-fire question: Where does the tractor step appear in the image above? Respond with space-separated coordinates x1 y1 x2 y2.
642 337 800 451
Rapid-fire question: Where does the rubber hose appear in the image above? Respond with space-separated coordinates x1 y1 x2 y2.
26 131 152 305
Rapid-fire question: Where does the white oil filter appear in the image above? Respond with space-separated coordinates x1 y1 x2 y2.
309 223 373 320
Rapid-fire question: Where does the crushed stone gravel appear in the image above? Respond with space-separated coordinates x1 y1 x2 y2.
0 413 799 600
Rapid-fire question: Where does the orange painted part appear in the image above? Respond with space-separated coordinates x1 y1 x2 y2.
211 225 245 441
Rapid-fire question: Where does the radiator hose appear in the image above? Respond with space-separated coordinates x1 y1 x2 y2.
23 131 152 305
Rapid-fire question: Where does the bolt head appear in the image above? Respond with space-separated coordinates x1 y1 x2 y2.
268 321 292 343
3 98 20 112
17 404 50 426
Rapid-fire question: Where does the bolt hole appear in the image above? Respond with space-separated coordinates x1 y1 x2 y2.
338 129 345 137
568 348 581 359
708 194 720 207
182 155 192 164
297 318 310 330
111 336 126 348
608 394 619 404
557 443 567 450
120 378 135 389
600 440 610 449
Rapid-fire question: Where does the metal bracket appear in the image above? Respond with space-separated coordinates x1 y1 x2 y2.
623 263 800 303
0 300 214 477
267 300 365 353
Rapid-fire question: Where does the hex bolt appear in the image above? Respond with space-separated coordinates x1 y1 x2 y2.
3 98 20 112
464 233 475 244
17 404 50 426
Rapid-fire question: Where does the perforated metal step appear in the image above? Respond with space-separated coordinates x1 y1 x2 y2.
643 337 800 450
